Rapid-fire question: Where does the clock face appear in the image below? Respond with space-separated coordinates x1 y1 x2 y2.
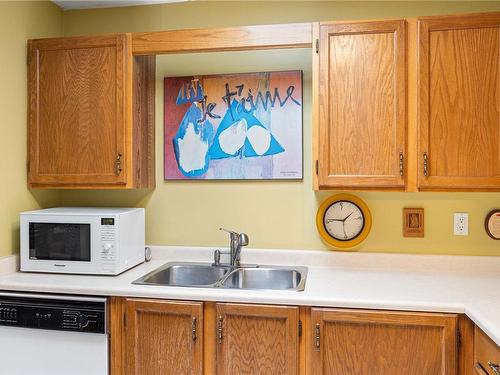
323 200 365 241
485 209 500 240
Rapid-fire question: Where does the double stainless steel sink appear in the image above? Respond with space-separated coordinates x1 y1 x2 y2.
133 262 307 291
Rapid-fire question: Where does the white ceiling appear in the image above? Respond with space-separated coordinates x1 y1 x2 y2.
52 0 187 11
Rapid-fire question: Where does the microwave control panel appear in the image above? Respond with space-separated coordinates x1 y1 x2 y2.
100 217 116 263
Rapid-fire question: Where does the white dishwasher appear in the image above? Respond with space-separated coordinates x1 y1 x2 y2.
0 292 108 375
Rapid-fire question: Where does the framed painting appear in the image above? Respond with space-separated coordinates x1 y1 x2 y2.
164 70 303 180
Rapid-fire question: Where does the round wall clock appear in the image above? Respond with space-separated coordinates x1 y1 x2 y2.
485 209 500 240
316 194 372 249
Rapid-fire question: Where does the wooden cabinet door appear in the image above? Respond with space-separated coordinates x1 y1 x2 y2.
28 34 131 187
418 13 500 190
310 308 458 375
124 298 203 375
216 303 299 375
474 325 500 375
316 20 406 190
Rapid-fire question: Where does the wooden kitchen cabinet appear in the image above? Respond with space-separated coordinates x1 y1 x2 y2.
417 13 500 191
111 298 300 375
122 298 204 375
314 19 407 190
27 34 154 188
309 308 458 375
110 297 491 375
474 325 500 375
215 302 300 375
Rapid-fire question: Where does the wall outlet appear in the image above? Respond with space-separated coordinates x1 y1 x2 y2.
453 213 469 236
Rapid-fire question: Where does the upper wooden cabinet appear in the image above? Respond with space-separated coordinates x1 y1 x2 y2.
417 13 500 191
315 20 407 190
309 308 458 375
27 34 154 189
216 303 300 375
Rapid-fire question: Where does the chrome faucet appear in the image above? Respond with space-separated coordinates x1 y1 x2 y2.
215 228 249 267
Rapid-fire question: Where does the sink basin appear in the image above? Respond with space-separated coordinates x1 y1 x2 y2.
133 262 307 291
221 267 306 291
133 262 230 286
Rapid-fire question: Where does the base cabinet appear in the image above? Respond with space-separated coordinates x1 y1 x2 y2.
309 308 458 375
474 325 500 375
111 298 490 375
215 303 299 375
123 299 204 375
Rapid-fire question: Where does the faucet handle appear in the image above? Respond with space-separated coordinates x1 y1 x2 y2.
219 228 238 234
219 227 238 236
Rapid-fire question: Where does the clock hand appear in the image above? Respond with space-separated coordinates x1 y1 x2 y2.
326 218 344 223
342 211 355 222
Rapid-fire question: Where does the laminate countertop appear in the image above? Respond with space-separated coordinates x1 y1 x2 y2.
0 246 499 346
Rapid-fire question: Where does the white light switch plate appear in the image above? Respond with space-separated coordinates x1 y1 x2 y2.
454 213 469 236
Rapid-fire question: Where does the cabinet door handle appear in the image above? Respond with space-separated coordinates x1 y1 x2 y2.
217 316 223 344
314 323 320 351
474 363 488 375
115 153 123 175
423 152 428 177
399 152 404 176
191 316 197 342
489 362 500 375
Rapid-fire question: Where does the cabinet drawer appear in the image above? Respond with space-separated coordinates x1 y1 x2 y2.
475 326 500 375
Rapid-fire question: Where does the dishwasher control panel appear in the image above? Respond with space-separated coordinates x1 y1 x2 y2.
0 294 106 334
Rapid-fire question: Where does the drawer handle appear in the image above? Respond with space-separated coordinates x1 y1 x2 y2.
475 363 489 375
488 362 500 375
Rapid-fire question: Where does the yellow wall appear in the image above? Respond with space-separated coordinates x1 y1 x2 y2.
3 2 500 256
57 1 500 256
0 1 62 257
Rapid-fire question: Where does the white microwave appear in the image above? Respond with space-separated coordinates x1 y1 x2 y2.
20 207 145 275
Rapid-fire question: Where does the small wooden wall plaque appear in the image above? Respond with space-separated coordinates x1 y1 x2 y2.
403 208 424 237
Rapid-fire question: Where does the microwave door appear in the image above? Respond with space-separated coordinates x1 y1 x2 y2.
29 223 91 262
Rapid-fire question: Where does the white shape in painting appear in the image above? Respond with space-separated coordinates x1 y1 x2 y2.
219 118 247 155
247 125 271 156
177 122 208 173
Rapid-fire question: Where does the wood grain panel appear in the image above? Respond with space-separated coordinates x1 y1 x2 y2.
132 23 312 55
216 303 299 375
475 325 500 375
418 13 500 190
28 34 129 186
317 20 406 190
459 315 476 375
406 18 419 192
109 297 126 375
310 308 458 375
299 306 309 375
125 298 203 375
132 55 156 188
312 22 320 191
203 302 217 375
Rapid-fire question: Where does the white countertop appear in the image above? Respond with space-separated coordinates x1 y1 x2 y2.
0 246 499 346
